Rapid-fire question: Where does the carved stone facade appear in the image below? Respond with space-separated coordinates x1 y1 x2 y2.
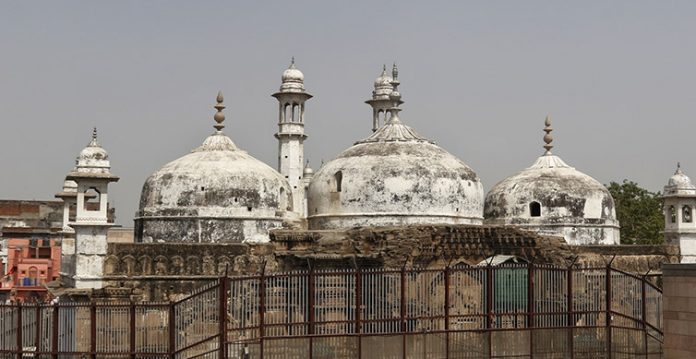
101 225 678 301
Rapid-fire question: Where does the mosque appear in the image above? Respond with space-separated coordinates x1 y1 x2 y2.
50 60 691 293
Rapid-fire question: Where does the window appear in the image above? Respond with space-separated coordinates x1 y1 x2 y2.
684 205 692 223
529 202 541 217
334 171 343 192
670 206 677 223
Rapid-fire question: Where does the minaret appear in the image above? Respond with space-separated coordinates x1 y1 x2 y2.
663 163 696 263
65 128 119 289
272 58 312 215
365 63 403 132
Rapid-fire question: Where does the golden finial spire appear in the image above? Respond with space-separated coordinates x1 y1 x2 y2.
543 116 553 154
213 91 225 132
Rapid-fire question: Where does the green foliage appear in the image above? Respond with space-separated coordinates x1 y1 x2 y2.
606 180 664 244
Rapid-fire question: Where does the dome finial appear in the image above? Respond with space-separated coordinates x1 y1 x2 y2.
676 162 683 175
213 91 226 132
89 127 100 147
289 57 296 69
543 115 553 155
387 63 402 124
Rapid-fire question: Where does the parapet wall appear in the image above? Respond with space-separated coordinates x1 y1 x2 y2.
99 225 678 301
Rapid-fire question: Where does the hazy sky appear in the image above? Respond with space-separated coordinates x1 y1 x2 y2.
2 1 696 226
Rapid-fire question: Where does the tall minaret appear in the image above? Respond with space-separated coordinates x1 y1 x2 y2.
365 63 403 132
272 58 312 214
65 128 119 289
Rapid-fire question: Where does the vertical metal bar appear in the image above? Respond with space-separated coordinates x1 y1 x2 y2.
90 303 96 359
219 278 228 359
168 302 175 359
568 266 574 359
355 268 362 359
642 278 648 358
444 267 450 359
51 305 58 359
527 263 534 357
16 304 22 359
35 305 41 354
487 265 493 359
130 302 136 359
308 269 314 359
400 267 406 359
259 270 266 359
606 265 612 359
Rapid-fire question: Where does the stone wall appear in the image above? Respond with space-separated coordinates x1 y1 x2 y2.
96 225 678 301
662 264 696 358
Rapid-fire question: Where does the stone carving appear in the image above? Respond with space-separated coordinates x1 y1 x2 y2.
139 255 152 275
170 256 184 275
122 255 136 276
186 256 201 275
217 256 231 275
104 255 119 275
155 256 168 275
202 256 215 275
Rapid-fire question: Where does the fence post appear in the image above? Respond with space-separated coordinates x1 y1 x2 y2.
308 268 315 359
444 266 450 359
259 268 266 359
605 265 613 359
35 305 41 354
641 275 648 358
130 301 136 359
219 277 228 359
400 266 406 359
527 263 534 357
51 304 58 359
567 265 574 358
168 302 175 359
16 304 22 359
486 265 493 359
355 268 362 359
90 302 96 359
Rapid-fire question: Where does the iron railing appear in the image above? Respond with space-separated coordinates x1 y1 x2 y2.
0 264 663 358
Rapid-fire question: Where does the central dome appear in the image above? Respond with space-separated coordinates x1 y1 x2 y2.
136 93 292 243
307 81 484 229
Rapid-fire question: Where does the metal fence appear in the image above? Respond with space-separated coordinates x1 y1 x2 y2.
0 264 663 358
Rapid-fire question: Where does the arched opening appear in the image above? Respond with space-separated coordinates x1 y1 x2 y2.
334 171 343 193
670 205 677 223
683 205 692 223
28 266 38 286
284 103 291 123
529 201 541 217
292 104 299 122
83 187 101 212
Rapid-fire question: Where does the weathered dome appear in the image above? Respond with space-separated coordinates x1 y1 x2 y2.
136 93 292 243
373 65 394 98
664 164 696 196
307 113 484 230
73 128 111 174
279 58 305 92
484 118 619 245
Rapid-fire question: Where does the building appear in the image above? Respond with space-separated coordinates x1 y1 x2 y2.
0 238 60 302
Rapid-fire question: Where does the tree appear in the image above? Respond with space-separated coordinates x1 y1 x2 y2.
606 180 664 244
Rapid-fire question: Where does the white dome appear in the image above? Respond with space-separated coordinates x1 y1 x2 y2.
484 154 619 245
307 115 484 229
136 95 292 243
279 60 305 92
73 129 111 174
664 165 696 196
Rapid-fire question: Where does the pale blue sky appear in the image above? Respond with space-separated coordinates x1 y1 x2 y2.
2 1 695 225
